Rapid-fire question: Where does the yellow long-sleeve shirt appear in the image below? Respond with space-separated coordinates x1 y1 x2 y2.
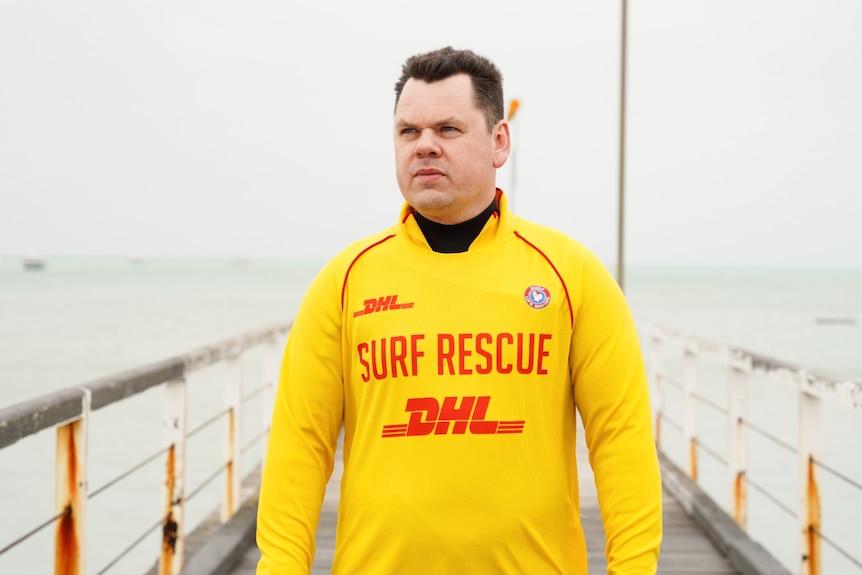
257 191 662 574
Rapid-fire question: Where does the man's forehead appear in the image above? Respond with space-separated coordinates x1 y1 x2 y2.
403 73 471 90
396 75 478 117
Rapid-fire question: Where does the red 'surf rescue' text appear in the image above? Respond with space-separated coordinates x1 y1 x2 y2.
357 332 552 382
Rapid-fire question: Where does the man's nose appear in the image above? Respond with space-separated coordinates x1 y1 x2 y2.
415 129 440 157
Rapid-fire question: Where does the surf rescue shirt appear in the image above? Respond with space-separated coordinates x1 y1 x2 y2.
256 190 663 574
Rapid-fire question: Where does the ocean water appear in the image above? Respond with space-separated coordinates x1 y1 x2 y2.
1 256 860 573
626 266 862 382
0 256 323 407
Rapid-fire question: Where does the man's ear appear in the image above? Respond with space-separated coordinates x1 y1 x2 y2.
492 120 511 169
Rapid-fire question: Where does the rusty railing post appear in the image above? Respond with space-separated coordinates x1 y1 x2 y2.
160 377 188 575
55 389 89 575
223 352 243 523
798 372 821 575
683 339 700 481
728 352 750 529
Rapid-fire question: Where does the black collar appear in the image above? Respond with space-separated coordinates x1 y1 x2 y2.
413 200 498 253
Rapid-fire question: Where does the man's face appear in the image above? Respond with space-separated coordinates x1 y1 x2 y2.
394 74 510 224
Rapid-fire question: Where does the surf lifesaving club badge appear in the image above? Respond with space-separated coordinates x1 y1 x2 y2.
524 286 551 309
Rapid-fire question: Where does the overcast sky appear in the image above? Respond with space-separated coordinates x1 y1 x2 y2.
1 0 859 268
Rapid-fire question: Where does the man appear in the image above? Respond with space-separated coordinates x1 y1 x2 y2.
257 46 662 574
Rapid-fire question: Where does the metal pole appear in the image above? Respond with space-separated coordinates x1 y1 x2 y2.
683 340 700 481
617 0 628 291
728 355 750 529
507 99 520 213
223 354 242 523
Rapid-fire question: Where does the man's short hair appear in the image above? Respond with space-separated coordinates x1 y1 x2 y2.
394 46 505 133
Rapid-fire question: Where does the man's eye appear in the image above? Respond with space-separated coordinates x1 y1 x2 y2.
440 126 458 133
400 128 418 136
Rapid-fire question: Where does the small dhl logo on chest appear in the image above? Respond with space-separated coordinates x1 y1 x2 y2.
354 294 414 317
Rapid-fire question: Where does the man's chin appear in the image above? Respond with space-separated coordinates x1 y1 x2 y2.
409 189 451 211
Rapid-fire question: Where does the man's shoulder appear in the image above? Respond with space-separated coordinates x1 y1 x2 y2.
320 227 399 273
515 218 591 256
302 227 399 299
513 217 615 280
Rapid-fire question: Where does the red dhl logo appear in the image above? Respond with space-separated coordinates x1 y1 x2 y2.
354 294 414 318
382 396 525 437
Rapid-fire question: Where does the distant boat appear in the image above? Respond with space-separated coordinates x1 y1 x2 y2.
815 317 857 326
22 253 45 271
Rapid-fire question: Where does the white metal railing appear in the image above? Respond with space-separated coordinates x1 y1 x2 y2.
3 319 860 574
641 321 862 575
0 321 289 575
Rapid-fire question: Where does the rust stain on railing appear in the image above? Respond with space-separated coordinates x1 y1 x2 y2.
54 504 76 575
160 445 177 574
688 438 698 481
805 456 821 575
733 471 747 527
225 408 236 516
55 423 81 575
160 512 179 575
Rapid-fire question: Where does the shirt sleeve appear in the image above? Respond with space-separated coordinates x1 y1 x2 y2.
256 261 345 575
570 251 663 574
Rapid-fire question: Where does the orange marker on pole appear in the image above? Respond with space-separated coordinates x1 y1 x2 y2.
507 99 520 122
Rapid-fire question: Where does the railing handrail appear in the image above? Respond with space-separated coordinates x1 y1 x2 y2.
639 320 862 411
0 321 292 451
1 320 291 574
641 319 862 575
